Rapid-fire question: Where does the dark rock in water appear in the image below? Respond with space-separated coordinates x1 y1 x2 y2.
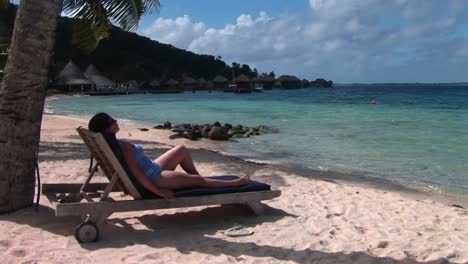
163 121 172 129
193 129 202 139
228 128 245 137
171 128 185 134
153 125 165 129
224 123 233 130
201 125 211 138
208 126 229 140
166 121 271 141
231 134 247 138
183 130 196 140
138 128 149 131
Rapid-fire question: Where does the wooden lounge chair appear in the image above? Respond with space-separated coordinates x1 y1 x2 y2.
42 127 281 243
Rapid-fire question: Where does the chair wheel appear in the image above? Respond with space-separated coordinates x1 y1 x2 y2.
74 221 99 243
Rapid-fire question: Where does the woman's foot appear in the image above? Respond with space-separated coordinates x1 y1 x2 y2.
233 174 250 186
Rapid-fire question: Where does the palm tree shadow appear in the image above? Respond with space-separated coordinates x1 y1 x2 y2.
0 205 80 237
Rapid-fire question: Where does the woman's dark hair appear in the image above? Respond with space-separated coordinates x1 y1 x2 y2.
88 112 113 133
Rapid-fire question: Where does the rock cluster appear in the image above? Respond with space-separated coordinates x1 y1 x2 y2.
153 121 274 140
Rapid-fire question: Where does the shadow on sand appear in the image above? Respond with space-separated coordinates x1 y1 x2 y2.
0 203 455 264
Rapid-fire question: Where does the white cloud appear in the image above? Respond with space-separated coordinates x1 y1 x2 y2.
237 14 253 27
139 15 205 49
139 1 468 83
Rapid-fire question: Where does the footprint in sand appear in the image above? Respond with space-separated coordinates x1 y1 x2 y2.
9 248 28 257
354 226 367 234
0 240 11 248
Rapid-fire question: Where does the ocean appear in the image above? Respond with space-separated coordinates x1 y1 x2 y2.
46 85 468 197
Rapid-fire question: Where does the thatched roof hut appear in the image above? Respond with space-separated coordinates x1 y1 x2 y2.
258 75 275 89
234 74 250 82
126 80 139 89
183 76 196 84
166 78 179 85
260 75 275 82
213 75 228 83
182 76 197 90
149 79 160 87
277 75 301 88
163 78 180 89
212 75 228 89
84 65 114 89
55 61 93 86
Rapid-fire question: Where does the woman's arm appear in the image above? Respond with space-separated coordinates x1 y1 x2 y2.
119 141 174 199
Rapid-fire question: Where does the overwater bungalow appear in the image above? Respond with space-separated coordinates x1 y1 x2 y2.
149 79 160 89
54 61 93 92
197 78 207 89
126 80 140 89
182 76 197 91
156 78 183 93
84 64 115 91
213 75 229 90
277 75 302 88
233 74 252 93
258 75 275 90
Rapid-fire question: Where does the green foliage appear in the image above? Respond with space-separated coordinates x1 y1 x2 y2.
62 0 160 53
0 0 9 9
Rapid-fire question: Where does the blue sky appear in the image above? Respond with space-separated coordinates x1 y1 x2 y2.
13 0 468 83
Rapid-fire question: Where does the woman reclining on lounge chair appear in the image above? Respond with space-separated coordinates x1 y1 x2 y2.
88 112 249 199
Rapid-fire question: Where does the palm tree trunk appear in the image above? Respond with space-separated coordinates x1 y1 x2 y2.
0 0 62 213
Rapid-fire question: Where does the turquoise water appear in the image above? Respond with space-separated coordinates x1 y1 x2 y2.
46 86 468 195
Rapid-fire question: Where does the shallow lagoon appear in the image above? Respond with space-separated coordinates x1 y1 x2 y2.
46 86 468 196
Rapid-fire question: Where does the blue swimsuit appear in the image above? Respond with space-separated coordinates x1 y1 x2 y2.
131 143 163 181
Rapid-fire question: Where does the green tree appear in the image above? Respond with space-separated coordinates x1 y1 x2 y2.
0 0 160 213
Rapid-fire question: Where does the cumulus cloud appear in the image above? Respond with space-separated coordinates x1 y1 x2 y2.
139 0 468 82
139 15 206 49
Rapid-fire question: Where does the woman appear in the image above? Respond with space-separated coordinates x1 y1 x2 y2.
88 112 249 199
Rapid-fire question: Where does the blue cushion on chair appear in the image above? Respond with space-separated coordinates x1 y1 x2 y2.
173 175 271 197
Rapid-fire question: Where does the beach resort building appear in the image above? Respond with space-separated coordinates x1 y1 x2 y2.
148 79 160 90
233 74 252 93
163 78 180 90
213 75 229 89
277 75 302 88
83 64 115 91
54 61 94 92
257 75 275 90
197 78 207 90
182 76 197 91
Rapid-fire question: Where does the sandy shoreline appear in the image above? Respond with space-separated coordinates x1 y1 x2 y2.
1 113 467 263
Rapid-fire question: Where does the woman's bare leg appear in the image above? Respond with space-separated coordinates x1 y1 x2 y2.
155 145 200 175
153 171 249 189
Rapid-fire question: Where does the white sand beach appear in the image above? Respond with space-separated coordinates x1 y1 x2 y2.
1 113 467 264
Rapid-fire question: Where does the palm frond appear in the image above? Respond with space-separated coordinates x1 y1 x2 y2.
63 0 159 53
71 18 110 54
0 0 10 9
